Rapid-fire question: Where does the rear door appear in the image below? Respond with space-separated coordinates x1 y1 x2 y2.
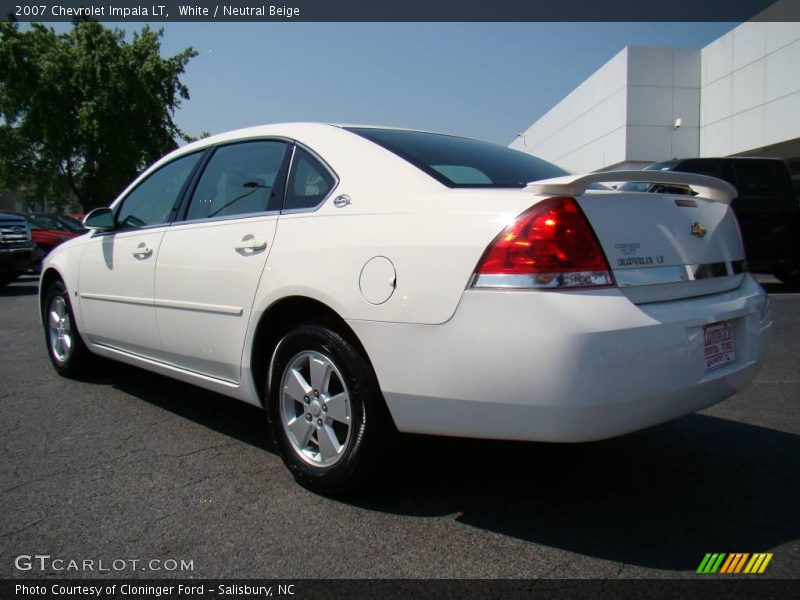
153 140 291 383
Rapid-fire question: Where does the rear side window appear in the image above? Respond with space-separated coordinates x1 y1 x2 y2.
345 127 567 188
184 141 289 221
284 147 335 211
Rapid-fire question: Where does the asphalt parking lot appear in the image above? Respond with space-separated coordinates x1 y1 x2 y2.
1 274 798 579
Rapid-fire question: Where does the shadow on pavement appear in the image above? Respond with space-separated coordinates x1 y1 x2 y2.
0 279 38 296
82 360 798 573
88 360 274 452
353 415 800 572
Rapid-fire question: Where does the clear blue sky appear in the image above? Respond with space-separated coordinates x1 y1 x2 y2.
62 22 739 145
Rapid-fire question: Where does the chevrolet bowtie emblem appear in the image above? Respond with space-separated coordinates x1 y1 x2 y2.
691 222 707 238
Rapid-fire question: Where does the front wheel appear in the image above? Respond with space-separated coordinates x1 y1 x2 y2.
267 323 391 495
44 280 91 377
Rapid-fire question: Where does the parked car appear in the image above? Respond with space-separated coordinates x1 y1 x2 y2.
0 212 35 286
619 157 800 284
39 124 772 493
23 213 83 273
52 214 87 234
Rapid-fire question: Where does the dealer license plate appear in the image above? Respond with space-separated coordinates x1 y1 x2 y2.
704 321 736 371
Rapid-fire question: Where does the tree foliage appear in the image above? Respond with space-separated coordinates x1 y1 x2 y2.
0 19 197 210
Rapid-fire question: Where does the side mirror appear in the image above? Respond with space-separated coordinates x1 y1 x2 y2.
83 207 115 231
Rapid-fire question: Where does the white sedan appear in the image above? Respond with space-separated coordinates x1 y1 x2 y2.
40 123 772 493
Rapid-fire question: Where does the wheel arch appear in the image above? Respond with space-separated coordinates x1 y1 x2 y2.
249 295 374 408
39 267 66 324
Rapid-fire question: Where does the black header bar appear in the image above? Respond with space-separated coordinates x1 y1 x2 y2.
3 578 800 600
2 0 800 23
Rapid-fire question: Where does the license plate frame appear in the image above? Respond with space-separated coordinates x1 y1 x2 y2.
704 321 736 372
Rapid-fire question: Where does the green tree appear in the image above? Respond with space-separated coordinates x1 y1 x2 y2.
0 19 197 210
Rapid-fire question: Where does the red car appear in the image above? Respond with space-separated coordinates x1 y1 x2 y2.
22 213 86 272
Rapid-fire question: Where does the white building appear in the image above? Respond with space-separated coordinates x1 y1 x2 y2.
510 7 800 187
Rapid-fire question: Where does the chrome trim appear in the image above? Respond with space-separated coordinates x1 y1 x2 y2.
167 209 281 229
614 265 689 287
615 260 745 288
90 222 170 238
91 342 240 387
333 194 351 208
280 141 340 215
0 246 35 253
471 271 614 289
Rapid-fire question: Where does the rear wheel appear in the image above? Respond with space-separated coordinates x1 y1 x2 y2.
267 322 391 495
44 280 91 377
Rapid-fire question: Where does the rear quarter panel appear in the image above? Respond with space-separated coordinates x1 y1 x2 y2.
252 190 537 325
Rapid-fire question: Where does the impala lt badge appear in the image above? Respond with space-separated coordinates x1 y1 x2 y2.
691 222 707 238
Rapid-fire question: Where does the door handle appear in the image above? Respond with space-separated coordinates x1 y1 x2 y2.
234 236 268 255
133 242 153 259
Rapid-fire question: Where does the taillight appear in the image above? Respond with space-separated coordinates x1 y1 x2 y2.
471 197 614 289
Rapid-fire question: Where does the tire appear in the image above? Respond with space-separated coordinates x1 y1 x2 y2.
266 322 391 495
43 280 91 377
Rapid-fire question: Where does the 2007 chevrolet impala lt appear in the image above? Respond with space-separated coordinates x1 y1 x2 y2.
39 124 772 493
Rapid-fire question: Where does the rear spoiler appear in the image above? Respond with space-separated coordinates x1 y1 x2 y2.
524 170 737 204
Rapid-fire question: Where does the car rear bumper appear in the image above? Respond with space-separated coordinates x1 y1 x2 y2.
348 274 771 442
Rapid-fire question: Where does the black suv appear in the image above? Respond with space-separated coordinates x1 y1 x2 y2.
621 158 800 284
0 212 35 287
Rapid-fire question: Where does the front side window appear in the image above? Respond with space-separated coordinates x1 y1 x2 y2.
284 147 335 211
184 141 289 221
345 127 568 188
116 152 201 230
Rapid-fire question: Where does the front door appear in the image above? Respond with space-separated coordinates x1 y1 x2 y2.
78 152 203 357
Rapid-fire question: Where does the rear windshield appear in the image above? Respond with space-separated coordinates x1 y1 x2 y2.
345 127 568 188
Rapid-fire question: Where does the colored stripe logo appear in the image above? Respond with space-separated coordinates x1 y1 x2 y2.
697 553 773 574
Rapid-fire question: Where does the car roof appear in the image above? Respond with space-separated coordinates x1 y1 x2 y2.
111 122 449 209
178 122 473 155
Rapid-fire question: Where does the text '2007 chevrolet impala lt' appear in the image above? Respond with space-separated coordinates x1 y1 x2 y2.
39 124 772 493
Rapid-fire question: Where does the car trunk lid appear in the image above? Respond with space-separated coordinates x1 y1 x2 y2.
526 171 746 303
